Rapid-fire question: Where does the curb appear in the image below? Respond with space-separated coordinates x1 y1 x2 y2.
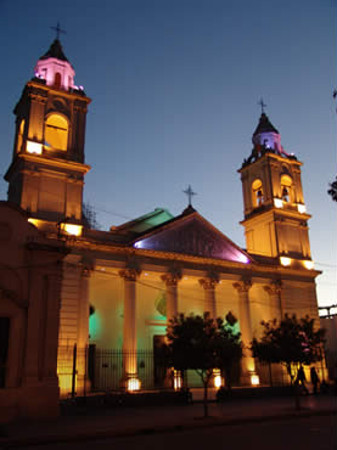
1 408 336 448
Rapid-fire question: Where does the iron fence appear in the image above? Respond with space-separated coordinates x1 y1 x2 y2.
57 345 174 396
57 344 290 398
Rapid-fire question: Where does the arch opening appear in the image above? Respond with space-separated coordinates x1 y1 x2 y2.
44 114 68 151
280 174 293 203
252 179 264 207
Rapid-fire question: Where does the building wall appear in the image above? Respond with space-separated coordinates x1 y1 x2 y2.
282 280 319 319
0 203 65 421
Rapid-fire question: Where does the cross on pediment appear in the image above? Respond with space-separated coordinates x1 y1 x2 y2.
183 185 197 207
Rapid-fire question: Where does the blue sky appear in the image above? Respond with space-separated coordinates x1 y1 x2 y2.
0 0 336 308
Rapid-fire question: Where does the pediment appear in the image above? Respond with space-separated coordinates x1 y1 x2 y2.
133 213 250 264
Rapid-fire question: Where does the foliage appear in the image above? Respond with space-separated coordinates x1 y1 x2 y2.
82 202 100 229
328 177 337 202
166 312 242 416
251 314 325 382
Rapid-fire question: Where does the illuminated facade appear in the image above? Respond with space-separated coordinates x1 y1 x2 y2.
239 113 312 268
5 38 90 226
0 38 322 420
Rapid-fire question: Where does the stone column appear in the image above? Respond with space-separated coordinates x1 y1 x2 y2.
161 273 181 323
264 280 283 322
199 277 221 388
263 280 284 385
76 266 91 394
43 273 62 385
199 277 219 318
119 268 140 389
233 280 257 385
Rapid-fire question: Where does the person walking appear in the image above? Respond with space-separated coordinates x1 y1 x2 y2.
296 365 309 394
310 366 319 394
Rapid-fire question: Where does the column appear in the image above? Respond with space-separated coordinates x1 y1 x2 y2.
43 273 63 384
233 280 258 385
161 273 181 323
199 277 219 318
161 272 181 388
263 281 284 384
76 265 91 394
264 280 283 322
119 268 140 390
199 277 222 387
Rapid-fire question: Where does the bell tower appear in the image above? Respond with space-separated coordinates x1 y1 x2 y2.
4 38 91 228
238 113 313 269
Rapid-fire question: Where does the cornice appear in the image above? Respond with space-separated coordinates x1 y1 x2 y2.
238 151 303 174
61 237 321 282
5 153 91 180
26 80 91 104
241 207 311 225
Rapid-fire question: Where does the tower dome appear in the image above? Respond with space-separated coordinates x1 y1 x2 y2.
34 39 75 91
252 112 281 152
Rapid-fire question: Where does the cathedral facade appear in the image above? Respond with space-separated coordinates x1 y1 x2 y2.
0 38 321 420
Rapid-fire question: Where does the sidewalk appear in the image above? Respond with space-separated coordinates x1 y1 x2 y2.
1 393 336 448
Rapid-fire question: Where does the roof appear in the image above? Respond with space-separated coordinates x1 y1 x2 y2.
253 113 279 136
40 39 69 62
131 207 252 264
87 206 251 264
111 208 174 234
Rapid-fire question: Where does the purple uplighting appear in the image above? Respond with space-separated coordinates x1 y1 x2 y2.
133 215 250 264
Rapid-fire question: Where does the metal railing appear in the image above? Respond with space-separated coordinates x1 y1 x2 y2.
57 344 289 398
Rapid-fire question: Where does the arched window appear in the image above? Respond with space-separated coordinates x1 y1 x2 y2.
280 174 292 203
17 119 25 153
252 179 264 207
44 114 68 151
54 72 62 89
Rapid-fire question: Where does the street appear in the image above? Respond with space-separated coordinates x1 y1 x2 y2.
16 414 336 450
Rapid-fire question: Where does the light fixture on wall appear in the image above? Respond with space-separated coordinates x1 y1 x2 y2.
251 374 260 386
274 198 283 208
60 223 82 237
302 260 314 270
297 204 306 214
26 140 42 155
173 370 182 391
127 377 141 392
280 256 291 267
213 369 223 389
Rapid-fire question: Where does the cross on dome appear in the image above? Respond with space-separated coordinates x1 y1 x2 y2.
258 98 267 114
34 26 75 91
51 22 66 40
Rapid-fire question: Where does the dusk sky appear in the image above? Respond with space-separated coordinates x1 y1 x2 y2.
0 0 336 309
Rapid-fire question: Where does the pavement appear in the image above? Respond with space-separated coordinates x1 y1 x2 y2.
0 390 336 449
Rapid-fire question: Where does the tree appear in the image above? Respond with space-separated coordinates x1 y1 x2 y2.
328 177 337 202
82 202 100 229
251 314 325 409
166 312 242 417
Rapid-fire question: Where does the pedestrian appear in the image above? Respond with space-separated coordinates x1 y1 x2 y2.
296 365 309 394
310 367 319 394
